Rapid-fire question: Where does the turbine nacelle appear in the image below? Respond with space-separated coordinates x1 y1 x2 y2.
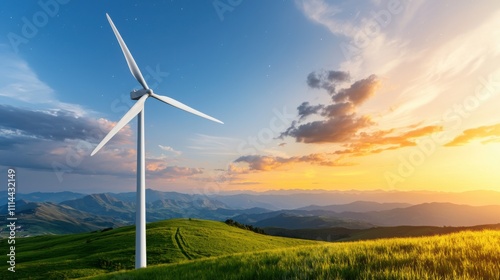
130 88 151 100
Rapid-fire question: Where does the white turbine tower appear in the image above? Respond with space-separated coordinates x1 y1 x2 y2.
91 14 223 269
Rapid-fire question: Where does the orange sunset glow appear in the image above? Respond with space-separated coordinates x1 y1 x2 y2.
2 1 499 195
204 3 500 194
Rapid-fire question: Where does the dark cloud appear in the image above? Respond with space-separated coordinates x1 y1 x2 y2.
233 70 447 172
148 166 203 179
233 153 350 172
254 69 449 167
333 74 379 105
282 73 379 144
321 102 355 118
297 102 324 121
281 115 373 143
0 104 127 144
306 72 322 88
0 105 203 181
307 70 351 94
326 70 350 82
0 104 133 176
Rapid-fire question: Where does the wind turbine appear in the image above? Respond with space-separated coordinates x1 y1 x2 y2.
91 13 223 269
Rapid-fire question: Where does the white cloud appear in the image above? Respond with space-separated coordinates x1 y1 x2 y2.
296 0 354 37
297 0 500 127
158 144 182 156
0 46 91 117
383 9 500 123
0 51 55 103
188 134 242 156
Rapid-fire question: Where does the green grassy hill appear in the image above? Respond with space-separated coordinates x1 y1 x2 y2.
89 230 500 280
264 223 500 242
3 219 500 280
0 218 317 279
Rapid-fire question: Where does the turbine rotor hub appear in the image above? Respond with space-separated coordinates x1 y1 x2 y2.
130 88 150 100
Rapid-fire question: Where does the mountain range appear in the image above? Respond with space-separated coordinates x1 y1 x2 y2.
232 202 500 228
210 189 500 209
1 189 500 237
0 200 124 235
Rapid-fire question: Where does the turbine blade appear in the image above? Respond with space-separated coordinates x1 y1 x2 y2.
91 94 149 156
150 92 223 124
106 13 149 90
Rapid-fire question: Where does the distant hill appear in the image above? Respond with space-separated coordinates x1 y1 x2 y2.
208 193 282 210
232 209 358 225
254 213 374 229
5 189 500 209
0 200 124 236
265 223 500 242
60 193 135 221
145 197 229 221
233 208 376 229
0 191 85 203
110 189 203 204
3 189 500 237
234 202 500 228
211 189 500 209
60 193 241 223
3 193 271 236
298 201 412 212
337 202 500 226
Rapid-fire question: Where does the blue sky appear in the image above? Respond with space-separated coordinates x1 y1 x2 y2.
1 1 500 194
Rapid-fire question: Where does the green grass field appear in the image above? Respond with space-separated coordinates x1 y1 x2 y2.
0 218 317 279
2 219 499 279
88 230 500 280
